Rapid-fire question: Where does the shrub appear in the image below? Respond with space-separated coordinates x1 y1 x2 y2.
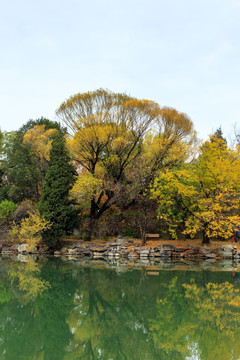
0 200 17 224
11 200 36 224
8 209 51 251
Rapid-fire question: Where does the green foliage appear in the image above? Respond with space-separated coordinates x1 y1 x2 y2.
38 132 78 247
1 118 63 202
11 199 36 224
0 283 13 304
0 200 17 223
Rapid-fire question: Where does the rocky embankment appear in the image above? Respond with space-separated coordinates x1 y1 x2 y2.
0 236 239 261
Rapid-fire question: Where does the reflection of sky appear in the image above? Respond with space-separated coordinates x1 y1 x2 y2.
186 341 201 360
0 0 240 141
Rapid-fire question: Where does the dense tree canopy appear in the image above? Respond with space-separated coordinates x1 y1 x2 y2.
151 135 240 243
1 89 239 244
0 118 62 202
57 89 196 240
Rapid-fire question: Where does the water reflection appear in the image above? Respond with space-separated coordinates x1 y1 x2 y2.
0 257 239 359
8 256 50 300
151 277 240 360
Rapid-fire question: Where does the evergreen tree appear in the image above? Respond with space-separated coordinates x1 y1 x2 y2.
211 127 227 144
1 118 62 202
38 132 78 247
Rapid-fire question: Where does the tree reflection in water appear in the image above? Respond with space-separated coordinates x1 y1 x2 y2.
0 258 239 359
151 277 240 360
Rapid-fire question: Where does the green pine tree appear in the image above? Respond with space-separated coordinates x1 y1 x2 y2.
38 132 78 247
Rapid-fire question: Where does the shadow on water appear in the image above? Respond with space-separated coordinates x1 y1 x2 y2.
0 256 239 359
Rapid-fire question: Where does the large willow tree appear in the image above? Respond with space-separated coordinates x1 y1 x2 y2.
56 89 196 240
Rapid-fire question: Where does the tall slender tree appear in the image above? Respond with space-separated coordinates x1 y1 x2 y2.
38 132 78 247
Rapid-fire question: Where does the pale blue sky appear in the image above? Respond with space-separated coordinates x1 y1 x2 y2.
1 0 240 140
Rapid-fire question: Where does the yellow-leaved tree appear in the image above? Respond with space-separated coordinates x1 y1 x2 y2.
17 124 59 200
151 135 240 243
57 89 196 240
9 209 51 251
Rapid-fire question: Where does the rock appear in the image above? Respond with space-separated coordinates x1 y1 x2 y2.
139 250 149 258
150 251 162 257
2 246 13 254
205 253 216 258
199 246 211 254
217 251 232 259
186 245 200 250
17 243 29 253
174 247 188 252
74 242 86 248
149 250 156 257
91 247 108 253
120 250 130 257
66 255 78 261
160 251 171 257
158 244 175 251
128 251 139 258
108 243 122 251
107 251 115 257
138 258 149 264
221 245 235 251
172 252 185 258
92 252 106 258
17 253 29 262
127 239 134 244
106 250 120 258
54 250 62 256
67 248 81 255
116 235 127 243
134 247 141 252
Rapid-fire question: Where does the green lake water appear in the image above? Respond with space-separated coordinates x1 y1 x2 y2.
0 257 240 360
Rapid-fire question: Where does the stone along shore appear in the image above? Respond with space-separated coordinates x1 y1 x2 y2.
1 236 240 261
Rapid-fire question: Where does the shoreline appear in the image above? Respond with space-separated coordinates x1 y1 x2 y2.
1 236 240 262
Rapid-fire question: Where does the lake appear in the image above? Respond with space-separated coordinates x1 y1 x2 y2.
0 256 240 360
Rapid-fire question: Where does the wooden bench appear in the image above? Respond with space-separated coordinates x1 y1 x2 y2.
145 234 160 240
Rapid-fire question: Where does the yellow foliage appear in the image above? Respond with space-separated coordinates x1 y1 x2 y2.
9 209 51 250
23 125 57 161
183 281 240 334
151 277 240 359
151 137 240 239
8 258 50 300
57 89 196 232
70 172 103 210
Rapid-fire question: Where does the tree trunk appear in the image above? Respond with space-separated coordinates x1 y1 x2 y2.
141 232 146 245
84 200 96 241
202 222 210 244
84 218 95 241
